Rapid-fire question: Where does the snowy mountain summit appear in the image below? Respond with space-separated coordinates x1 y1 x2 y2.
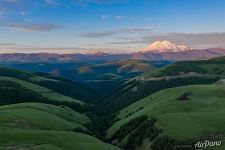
143 40 191 53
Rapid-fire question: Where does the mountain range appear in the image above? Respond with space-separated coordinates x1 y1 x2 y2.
1 41 225 62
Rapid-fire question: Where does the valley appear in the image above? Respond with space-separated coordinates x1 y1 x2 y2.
0 60 171 97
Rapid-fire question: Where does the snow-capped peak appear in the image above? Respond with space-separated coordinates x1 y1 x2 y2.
143 40 191 53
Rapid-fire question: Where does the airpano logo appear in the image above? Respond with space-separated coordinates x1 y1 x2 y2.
194 140 222 148
175 139 222 149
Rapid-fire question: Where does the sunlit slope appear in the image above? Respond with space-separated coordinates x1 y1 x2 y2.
108 84 225 149
142 56 225 79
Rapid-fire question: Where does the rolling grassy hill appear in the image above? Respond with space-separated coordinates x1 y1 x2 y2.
100 57 225 114
0 76 83 105
0 68 121 141
0 73 120 149
0 103 120 150
0 77 94 132
107 84 225 150
0 67 99 103
0 103 89 131
0 67 118 138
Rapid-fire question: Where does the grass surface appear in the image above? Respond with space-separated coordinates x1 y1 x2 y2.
0 67 122 150
108 84 225 143
0 103 89 131
0 103 120 150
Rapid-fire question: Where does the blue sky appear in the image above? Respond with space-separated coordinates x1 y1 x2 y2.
0 0 225 53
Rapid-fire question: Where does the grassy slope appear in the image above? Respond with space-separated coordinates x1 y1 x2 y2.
0 68 120 150
0 67 99 103
100 76 219 114
0 76 92 130
0 103 120 150
0 76 83 104
0 103 89 131
100 57 225 114
108 84 225 143
142 56 225 79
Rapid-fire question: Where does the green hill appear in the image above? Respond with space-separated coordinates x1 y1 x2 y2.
0 69 120 140
0 76 83 105
0 76 95 124
107 84 225 150
142 56 225 79
100 57 225 114
0 103 89 132
0 67 99 103
0 103 119 150
0 67 121 149
0 77 93 131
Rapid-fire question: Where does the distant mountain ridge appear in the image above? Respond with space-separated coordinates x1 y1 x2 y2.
1 42 225 62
